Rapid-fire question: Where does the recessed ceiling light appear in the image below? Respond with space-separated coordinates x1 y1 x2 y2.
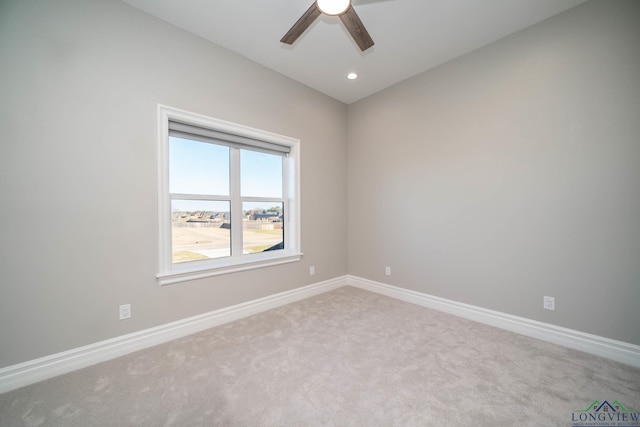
347 72 358 80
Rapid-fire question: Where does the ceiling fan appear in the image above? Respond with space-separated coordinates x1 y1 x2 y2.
281 0 374 51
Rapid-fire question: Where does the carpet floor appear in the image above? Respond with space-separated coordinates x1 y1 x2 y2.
1 286 639 426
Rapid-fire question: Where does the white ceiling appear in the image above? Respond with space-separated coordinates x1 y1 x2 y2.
122 0 587 104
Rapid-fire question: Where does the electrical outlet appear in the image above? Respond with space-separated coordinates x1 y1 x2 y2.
385 266 391 276
543 296 555 311
119 304 131 320
310 266 315 276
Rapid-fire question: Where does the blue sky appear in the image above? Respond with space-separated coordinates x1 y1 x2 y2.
169 136 283 212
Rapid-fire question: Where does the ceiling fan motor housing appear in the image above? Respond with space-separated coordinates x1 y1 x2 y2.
317 0 351 16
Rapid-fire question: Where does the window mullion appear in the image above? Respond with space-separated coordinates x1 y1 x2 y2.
170 193 232 203
230 148 243 257
241 196 284 203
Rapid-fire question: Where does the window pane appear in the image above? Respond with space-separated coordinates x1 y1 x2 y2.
243 202 284 254
241 149 282 197
172 200 231 263
169 136 229 195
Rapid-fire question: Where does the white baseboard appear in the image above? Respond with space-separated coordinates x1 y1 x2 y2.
0 276 348 394
2 274 637 395
347 275 640 369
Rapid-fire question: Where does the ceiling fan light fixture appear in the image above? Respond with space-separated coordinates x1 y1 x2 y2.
316 0 351 16
281 0 373 52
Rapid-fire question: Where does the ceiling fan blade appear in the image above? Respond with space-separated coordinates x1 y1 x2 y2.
280 2 322 45
339 6 374 51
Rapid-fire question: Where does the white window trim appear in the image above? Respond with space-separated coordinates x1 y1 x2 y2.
156 104 302 285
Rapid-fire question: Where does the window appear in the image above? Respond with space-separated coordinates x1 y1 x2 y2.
157 105 301 285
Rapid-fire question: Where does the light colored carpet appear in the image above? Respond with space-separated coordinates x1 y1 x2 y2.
1 286 639 426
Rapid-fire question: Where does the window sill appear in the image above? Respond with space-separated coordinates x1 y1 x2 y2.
157 252 303 286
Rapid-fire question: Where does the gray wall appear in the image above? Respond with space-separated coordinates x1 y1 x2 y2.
348 0 640 345
1 0 638 370
0 0 348 368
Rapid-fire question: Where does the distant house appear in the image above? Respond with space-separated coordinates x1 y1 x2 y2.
251 210 282 222
209 212 227 221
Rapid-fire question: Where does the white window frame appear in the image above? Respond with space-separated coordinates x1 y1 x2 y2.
156 104 302 285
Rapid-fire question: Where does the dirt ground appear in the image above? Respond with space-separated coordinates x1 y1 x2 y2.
172 225 282 262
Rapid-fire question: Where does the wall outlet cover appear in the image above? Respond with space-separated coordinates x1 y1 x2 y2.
543 296 555 311
119 304 131 320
